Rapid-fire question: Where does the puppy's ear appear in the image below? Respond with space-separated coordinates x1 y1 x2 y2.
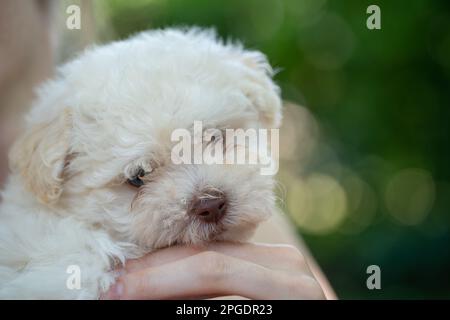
9 109 72 205
236 50 282 128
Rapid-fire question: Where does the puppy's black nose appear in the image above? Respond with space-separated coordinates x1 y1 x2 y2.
188 193 227 223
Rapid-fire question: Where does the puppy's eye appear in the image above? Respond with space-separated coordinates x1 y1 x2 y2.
127 168 146 188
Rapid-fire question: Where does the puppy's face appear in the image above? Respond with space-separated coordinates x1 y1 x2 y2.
10 29 282 250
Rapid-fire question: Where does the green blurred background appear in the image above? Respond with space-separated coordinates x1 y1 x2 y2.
66 0 450 298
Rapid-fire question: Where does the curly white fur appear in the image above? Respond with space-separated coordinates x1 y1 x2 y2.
0 27 282 299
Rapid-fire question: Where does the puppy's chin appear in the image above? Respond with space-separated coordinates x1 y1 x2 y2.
179 219 260 246
156 224 258 249
133 210 269 251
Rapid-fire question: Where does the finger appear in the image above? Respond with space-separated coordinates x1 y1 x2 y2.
124 245 206 273
207 242 310 273
125 242 309 275
104 251 322 300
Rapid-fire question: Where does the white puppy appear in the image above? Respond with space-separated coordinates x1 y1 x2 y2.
0 28 282 299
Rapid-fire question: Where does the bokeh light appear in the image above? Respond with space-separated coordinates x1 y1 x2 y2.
279 102 319 166
286 0 327 28
287 173 347 234
247 0 284 42
297 13 355 70
339 171 377 234
385 168 436 226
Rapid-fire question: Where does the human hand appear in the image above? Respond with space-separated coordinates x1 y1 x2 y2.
101 242 326 300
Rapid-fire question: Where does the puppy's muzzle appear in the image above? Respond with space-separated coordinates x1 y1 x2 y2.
188 189 227 223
